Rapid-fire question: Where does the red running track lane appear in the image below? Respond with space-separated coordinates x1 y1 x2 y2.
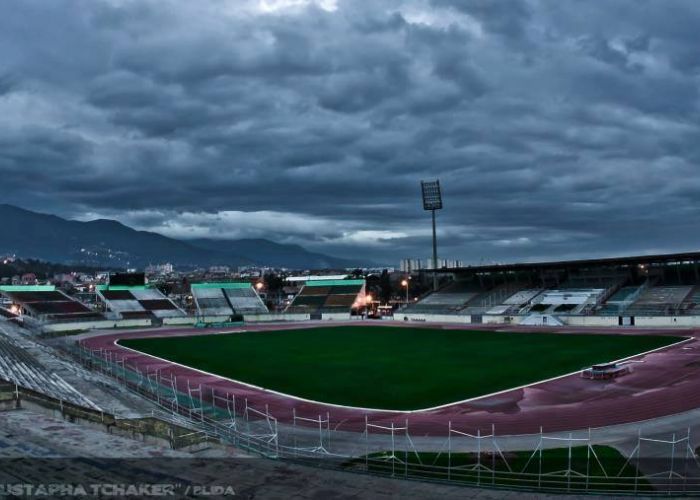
78 322 700 436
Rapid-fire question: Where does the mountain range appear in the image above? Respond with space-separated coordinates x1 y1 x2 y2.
0 204 362 270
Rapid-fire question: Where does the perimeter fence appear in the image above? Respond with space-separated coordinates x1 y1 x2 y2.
74 343 700 496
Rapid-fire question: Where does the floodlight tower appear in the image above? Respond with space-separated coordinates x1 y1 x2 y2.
421 180 443 291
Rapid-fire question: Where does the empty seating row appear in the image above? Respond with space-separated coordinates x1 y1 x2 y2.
97 287 186 319
285 280 364 314
298 286 331 296
0 335 99 409
2 288 103 323
191 283 268 317
535 289 606 305
462 284 528 314
28 301 91 314
191 287 233 316
402 285 479 313
503 289 542 306
4 291 65 302
403 280 505 314
682 287 700 312
223 287 267 314
625 286 693 316
597 286 641 315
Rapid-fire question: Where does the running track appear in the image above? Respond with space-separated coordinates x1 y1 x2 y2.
78 322 700 436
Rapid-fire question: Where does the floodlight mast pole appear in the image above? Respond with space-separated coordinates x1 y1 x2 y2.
421 179 443 292
431 208 438 291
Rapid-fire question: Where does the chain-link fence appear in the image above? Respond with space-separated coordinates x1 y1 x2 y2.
75 344 700 495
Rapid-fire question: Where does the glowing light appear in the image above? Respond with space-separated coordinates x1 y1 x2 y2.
255 282 264 290
401 279 408 287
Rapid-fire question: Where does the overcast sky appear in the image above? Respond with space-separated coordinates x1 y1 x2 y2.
2 0 700 265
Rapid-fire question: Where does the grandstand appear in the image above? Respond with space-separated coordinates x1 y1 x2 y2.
285 279 365 315
393 250 700 323
681 286 700 312
0 335 98 408
597 285 644 315
191 282 268 318
402 281 480 314
191 285 233 317
624 285 694 316
97 285 186 320
404 280 614 316
524 288 607 315
0 285 103 323
461 283 527 315
495 288 542 314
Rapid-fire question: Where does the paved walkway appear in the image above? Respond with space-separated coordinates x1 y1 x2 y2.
0 409 641 499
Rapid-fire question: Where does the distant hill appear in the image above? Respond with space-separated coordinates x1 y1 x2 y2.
187 238 359 269
0 205 361 270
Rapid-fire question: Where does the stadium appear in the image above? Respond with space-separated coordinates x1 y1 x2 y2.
3 251 700 496
4 1 700 497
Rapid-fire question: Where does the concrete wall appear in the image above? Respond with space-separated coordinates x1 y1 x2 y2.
395 313 472 324
40 311 700 332
114 319 153 329
244 313 311 322
9 386 214 451
42 318 152 333
562 316 619 327
519 314 565 326
162 316 197 326
483 315 521 325
198 315 234 324
320 313 351 321
634 315 700 327
391 313 700 328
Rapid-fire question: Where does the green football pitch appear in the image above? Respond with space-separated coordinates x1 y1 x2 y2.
119 326 682 410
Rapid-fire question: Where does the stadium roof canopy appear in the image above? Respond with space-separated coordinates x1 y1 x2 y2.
0 285 56 292
285 275 350 282
191 282 253 289
305 279 365 287
96 284 149 291
436 250 700 274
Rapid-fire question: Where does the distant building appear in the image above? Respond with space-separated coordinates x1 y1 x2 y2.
53 273 75 285
400 259 422 273
285 274 350 283
20 273 37 285
208 265 230 274
145 263 174 275
425 259 463 270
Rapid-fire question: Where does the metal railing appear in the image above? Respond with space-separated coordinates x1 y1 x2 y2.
73 344 700 495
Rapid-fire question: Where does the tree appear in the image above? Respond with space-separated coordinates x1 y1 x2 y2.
379 269 392 303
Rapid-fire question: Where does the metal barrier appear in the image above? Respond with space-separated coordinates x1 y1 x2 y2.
74 344 700 495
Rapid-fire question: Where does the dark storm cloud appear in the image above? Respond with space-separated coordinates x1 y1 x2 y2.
2 0 700 264
430 0 532 40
